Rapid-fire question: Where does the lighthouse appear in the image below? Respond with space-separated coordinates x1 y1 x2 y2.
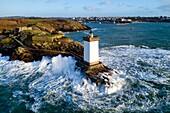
83 30 100 66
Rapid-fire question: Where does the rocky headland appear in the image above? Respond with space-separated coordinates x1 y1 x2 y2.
0 18 112 85
0 18 91 33
0 18 90 61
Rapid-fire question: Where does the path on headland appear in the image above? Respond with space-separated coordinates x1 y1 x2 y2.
12 37 113 85
12 37 83 61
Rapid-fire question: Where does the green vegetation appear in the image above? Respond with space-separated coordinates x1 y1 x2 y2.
25 30 47 35
27 24 35 27
0 18 90 33
48 34 61 37
32 34 57 42
0 37 14 44
0 18 90 63
58 37 73 42
36 23 55 33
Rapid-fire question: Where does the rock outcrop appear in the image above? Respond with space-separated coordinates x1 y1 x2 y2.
0 18 89 62
0 37 19 56
52 20 90 31
10 47 34 62
0 18 113 85
0 18 91 34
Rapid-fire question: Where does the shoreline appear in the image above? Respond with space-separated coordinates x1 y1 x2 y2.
0 18 113 85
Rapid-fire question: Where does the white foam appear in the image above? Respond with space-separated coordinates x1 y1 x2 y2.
5 55 119 111
0 46 169 112
0 53 9 61
92 28 98 31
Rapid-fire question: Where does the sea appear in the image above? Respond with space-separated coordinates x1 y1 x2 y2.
0 22 170 113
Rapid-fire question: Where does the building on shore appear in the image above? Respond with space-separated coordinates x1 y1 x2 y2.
115 18 132 23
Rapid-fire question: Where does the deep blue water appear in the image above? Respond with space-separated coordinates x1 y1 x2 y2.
0 22 170 113
66 22 170 50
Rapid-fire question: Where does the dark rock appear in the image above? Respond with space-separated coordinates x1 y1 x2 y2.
11 47 34 62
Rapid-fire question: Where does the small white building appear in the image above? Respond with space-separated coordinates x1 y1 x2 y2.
83 31 100 66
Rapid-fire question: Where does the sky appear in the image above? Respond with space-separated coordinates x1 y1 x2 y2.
0 0 170 17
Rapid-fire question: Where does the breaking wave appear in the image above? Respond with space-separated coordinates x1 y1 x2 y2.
0 54 124 112
100 45 170 112
0 45 170 112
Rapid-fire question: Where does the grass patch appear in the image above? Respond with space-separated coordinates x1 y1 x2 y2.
26 30 48 35
58 37 73 42
0 38 14 44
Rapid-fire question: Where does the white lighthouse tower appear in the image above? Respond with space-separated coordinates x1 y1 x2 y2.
83 30 100 66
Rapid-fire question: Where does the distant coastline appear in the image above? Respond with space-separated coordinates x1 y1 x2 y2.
1 16 170 23
71 16 170 23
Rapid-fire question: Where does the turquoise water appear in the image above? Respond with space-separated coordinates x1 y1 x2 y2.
0 22 170 113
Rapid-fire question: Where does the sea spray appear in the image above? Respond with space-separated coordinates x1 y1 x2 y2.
27 55 125 112
100 46 170 112
0 54 125 112
0 46 170 112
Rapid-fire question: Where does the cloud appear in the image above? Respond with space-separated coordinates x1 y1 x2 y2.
63 2 72 10
158 4 170 12
99 0 113 6
157 0 170 12
83 6 97 11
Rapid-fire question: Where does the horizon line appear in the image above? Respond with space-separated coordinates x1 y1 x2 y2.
0 15 170 18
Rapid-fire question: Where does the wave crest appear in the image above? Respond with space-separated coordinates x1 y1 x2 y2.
0 46 170 112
